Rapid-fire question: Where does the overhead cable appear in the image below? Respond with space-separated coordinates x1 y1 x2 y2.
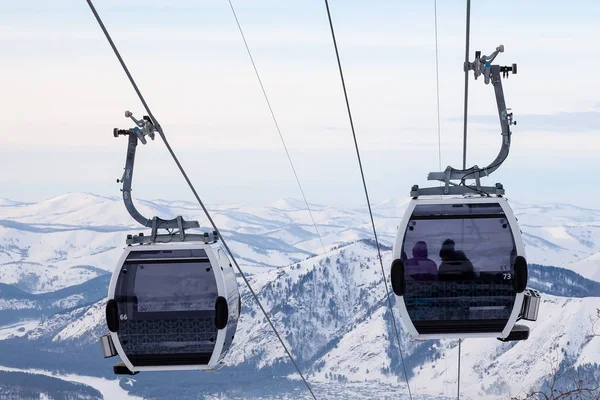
434 0 442 172
84 2 316 398
227 0 329 261
322 1 413 399
457 339 463 400
462 0 472 170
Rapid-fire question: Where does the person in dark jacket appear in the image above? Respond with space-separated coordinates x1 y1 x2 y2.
438 239 476 281
405 241 438 280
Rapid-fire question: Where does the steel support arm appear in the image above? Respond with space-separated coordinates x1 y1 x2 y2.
427 47 516 185
116 125 199 234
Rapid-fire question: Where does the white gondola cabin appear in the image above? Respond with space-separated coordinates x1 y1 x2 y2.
103 242 240 374
390 196 536 341
388 44 541 341
100 113 241 374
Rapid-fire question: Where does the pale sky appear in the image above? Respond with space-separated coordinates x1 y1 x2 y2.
1 0 599 208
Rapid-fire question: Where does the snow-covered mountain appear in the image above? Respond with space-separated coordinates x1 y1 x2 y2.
1 193 599 293
1 193 599 399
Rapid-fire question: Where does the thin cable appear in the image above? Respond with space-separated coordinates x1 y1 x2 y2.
462 0 471 170
434 0 442 172
457 339 462 400
85 2 316 398
444 343 449 398
322 2 412 399
227 0 329 262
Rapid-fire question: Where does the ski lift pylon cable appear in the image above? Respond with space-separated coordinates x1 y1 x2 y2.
433 4 450 397
322 1 413 399
462 0 471 170
457 338 462 400
434 0 442 172
84 2 317 398
226 0 330 262
458 1 472 397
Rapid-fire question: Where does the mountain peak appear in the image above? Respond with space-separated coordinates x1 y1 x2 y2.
0 198 27 206
271 198 318 211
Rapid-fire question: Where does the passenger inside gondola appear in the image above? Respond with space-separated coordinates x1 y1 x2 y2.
438 239 476 281
405 241 437 280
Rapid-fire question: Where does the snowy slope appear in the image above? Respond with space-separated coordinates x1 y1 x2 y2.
1 193 600 398
568 252 600 281
1 193 599 292
234 245 600 399
0 365 142 400
409 295 600 399
512 202 600 270
10 240 600 399
226 241 388 368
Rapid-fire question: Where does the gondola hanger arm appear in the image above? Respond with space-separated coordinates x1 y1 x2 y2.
413 45 517 197
114 110 214 245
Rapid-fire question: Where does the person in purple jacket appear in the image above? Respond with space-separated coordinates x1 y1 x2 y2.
404 241 438 280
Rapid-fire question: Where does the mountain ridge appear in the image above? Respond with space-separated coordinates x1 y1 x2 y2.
1 193 599 398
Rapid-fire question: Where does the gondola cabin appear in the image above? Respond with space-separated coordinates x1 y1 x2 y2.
390 196 532 340
103 242 240 373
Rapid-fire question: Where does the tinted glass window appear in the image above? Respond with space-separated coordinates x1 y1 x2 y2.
402 203 515 277
114 256 219 365
133 262 217 313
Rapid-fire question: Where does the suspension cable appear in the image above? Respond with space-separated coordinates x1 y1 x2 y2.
457 339 462 399
226 0 329 261
322 1 413 398
434 6 449 397
462 0 471 170
84 2 316 398
458 4 470 397
434 0 442 172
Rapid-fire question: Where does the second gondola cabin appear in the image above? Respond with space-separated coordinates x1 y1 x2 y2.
104 241 240 374
390 196 532 341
